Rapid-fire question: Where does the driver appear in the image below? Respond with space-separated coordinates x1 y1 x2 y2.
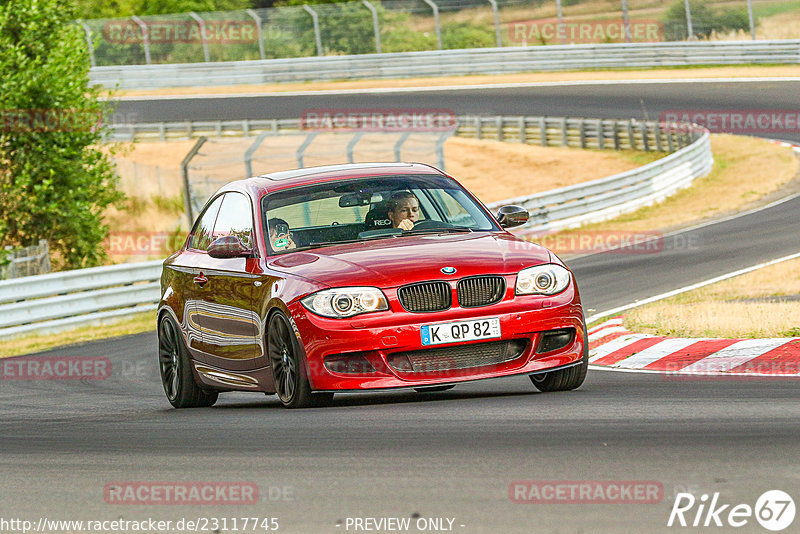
387 191 420 230
268 217 296 251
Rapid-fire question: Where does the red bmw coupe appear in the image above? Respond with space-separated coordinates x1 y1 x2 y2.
158 163 587 408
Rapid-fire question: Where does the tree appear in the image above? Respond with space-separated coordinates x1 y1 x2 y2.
663 0 750 41
0 0 123 269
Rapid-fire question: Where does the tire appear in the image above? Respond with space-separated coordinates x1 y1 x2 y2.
529 324 589 392
268 311 332 408
414 385 455 393
158 314 218 408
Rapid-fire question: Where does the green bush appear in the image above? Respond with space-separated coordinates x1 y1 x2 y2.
663 0 751 41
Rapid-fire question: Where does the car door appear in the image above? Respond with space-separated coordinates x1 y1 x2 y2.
192 192 263 371
170 193 225 359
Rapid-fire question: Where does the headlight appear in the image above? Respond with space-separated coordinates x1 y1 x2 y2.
515 264 571 295
301 287 389 318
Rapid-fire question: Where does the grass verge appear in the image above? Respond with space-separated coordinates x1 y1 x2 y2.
622 258 800 338
0 311 156 359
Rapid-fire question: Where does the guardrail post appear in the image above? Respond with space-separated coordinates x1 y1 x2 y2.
476 117 482 140
297 132 318 167
303 5 324 56
666 126 675 152
158 123 165 142
597 119 604 150
579 119 586 148
346 132 364 163
244 131 270 177
77 21 96 67
181 137 207 226
245 9 266 60
627 121 635 149
242 119 250 137
422 0 442 50
394 132 411 162
189 12 211 62
613 121 620 150
560 118 568 147
539 117 547 146
487 0 502 47
186 121 192 139
654 122 663 152
496 116 504 141
362 0 382 54
131 16 151 65
641 123 650 151
518 117 526 143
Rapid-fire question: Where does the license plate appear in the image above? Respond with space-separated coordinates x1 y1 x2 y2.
421 317 501 346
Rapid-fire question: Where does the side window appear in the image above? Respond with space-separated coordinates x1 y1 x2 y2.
212 192 254 249
189 194 225 251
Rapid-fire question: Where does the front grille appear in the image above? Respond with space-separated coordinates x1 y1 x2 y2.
398 281 451 312
387 339 527 373
457 276 505 308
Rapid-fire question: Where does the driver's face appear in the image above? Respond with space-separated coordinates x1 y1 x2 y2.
389 198 420 227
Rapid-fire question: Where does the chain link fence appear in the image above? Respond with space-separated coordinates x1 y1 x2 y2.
79 0 792 66
1 240 51 280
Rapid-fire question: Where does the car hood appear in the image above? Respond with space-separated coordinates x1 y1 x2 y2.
267 232 552 288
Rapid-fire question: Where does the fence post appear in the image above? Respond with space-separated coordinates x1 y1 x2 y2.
181 137 207 226
422 0 442 50
579 118 586 148
435 132 449 171
244 131 270 177
346 132 364 163
560 117 568 146
746 0 756 40
245 9 266 60
621 0 631 43
131 16 151 65
597 119 604 149
394 132 411 162
654 122 663 152
641 123 650 151
627 121 635 149
77 21 96 67
684 0 694 40
487 0 502 47
496 116 504 141
297 132 318 167
613 120 620 150
556 0 566 44
303 5 324 56
518 117 526 143
189 12 211 62
362 0 382 54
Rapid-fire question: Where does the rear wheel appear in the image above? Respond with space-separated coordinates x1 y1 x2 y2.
268 312 332 408
529 324 589 392
158 314 218 408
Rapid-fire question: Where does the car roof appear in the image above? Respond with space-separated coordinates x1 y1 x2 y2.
216 162 448 198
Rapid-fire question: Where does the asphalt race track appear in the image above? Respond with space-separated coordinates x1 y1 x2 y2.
115 80 800 144
2 80 799 533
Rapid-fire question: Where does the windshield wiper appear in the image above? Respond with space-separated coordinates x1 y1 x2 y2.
400 227 474 236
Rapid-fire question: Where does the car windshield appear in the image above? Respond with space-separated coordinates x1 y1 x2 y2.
261 174 499 254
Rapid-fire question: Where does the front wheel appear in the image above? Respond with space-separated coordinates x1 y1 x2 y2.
268 312 331 408
529 325 589 392
158 314 218 408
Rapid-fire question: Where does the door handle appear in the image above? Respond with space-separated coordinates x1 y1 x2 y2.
193 272 208 287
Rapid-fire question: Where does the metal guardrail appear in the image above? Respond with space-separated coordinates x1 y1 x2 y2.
91 40 800 89
2 117 711 338
487 128 712 234
0 260 162 338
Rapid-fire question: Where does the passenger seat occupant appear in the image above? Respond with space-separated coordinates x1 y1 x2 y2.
268 217 296 251
386 191 420 231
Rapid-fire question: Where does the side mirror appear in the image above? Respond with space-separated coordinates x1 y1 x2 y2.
496 205 529 229
207 235 252 259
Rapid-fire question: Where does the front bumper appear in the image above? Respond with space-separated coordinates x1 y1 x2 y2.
287 287 585 391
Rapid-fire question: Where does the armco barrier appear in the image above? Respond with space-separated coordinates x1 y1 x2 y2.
0 120 711 338
90 40 800 89
0 260 162 338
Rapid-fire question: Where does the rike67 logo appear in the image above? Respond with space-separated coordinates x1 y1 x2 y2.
668 490 795 531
